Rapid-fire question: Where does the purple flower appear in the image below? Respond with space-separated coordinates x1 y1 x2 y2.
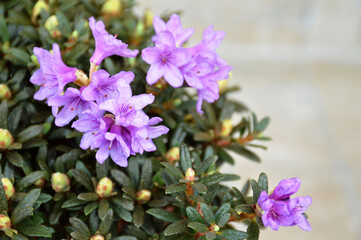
152 14 195 47
82 69 134 104
71 102 112 150
289 196 312 231
142 31 191 87
269 177 301 200
47 87 90 127
89 17 138 65
30 44 76 101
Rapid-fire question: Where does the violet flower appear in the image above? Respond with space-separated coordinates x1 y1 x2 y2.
142 31 190 87
89 17 139 65
30 44 76 101
152 14 195 47
289 196 312 231
47 87 90 127
269 177 301 200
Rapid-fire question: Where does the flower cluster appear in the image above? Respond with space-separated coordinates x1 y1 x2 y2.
30 17 168 167
141 14 233 113
257 177 312 231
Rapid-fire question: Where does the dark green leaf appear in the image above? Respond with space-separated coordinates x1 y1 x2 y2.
258 172 268 193
201 203 215 224
98 209 113 236
62 198 86 208
16 125 43 143
222 174 241 182
16 170 44 191
247 222 260 240
70 169 93 192
192 182 207 194
232 187 247 205
11 189 41 224
0 179 8 212
199 172 224 186
165 183 186 194
180 143 192 173
77 193 99 201
6 151 23 168
0 101 8 128
198 155 218 174
215 203 230 223
187 222 208 233
161 162 184 179
84 202 98 216
98 199 110 220
133 205 144 228
8 106 22 133
164 220 187 236
146 208 181 223
217 213 230 227
16 224 54 238
69 217 91 240
251 180 261 202
111 169 133 188
206 231 216 240
226 145 261 163
234 204 255 214
221 229 248 240
111 198 134 211
255 117 270 133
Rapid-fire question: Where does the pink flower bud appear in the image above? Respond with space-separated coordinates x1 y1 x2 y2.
90 235 104 240
220 119 232 137
0 214 11 230
1 178 15 200
95 177 114 198
185 168 195 182
0 84 11 100
51 172 70 192
136 189 151 204
0 129 13 151
166 147 180 162
34 177 46 188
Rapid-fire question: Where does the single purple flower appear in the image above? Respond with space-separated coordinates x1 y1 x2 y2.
47 87 90 127
191 25 226 53
289 196 312 231
142 31 191 87
71 102 113 150
152 14 195 47
100 93 155 127
269 177 301 200
30 44 76 101
95 124 131 167
82 69 134 103
89 17 138 65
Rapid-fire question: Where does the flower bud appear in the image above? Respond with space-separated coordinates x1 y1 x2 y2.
0 214 11 230
0 129 14 151
166 147 180 162
45 15 61 38
218 71 232 93
136 189 151 204
34 177 46 188
220 119 232 137
144 9 154 28
32 0 49 23
95 177 114 198
31 54 39 67
210 224 220 232
0 84 11 100
101 0 122 16
1 178 15 200
51 172 70 192
185 168 195 182
90 235 104 240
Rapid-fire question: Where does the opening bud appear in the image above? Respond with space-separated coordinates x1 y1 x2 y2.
0 214 11 230
0 129 14 151
0 84 11 100
95 177 114 198
51 172 70 192
90 235 104 240
45 15 61 38
1 178 15 200
166 147 180 162
220 119 233 137
136 189 151 204
185 168 195 182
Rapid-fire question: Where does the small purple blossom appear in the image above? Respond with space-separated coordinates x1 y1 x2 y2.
142 31 190 87
47 87 90 127
257 178 312 231
30 43 76 101
89 17 138 65
152 14 195 47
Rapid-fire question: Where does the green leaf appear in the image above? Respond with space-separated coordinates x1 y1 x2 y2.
187 222 208 233
4 48 30 66
11 189 41 224
192 182 207 194
161 162 184 179
215 203 230 223
113 237 137 240
16 224 54 238
222 174 241 182
221 229 248 240
70 169 93 192
188 195 205 203
8 106 22 133
112 204 132 223
55 11 71 37
0 178 8 212
98 209 113 236
255 117 270 133
164 220 187 236
111 169 133 188
201 203 215 224
247 222 260 240
132 205 144 228
198 155 218 174
0 16 9 43
16 171 44 191
6 151 24 168
146 208 181 223
84 202 98 216
206 231 216 240
0 101 8 128
232 187 247 205
49 200 63 225
186 207 204 223
77 193 99 201
69 217 91 240
98 199 110 220
16 125 43 143
165 183 186 194
62 198 86 208
217 213 230 227
251 180 261 202
226 145 261 163
111 198 134 211
22 138 47 149
199 172 224 186
258 172 268 193
180 143 192 173
234 204 255 214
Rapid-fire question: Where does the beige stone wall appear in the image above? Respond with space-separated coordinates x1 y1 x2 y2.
135 1 361 239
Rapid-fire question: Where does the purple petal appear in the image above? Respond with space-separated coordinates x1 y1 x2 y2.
30 70 43 85
170 48 190 66
54 104 80 127
34 86 57 101
110 142 128 167
142 47 160 64
96 142 110 164
147 125 169 138
294 214 312 231
129 94 154 110
153 15 166 34
270 177 301 200
164 63 183 87
79 132 93 150
148 117 163 125
258 191 269 207
155 31 176 50
146 63 164 85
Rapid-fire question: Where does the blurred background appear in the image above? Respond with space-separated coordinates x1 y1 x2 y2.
135 1 361 239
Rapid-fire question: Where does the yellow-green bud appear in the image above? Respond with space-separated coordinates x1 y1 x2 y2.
152 172 164 187
0 214 11 230
51 172 70 192
0 84 11 100
31 54 39 67
220 119 232 137
71 30 79 39
34 177 46 188
90 235 104 240
101 0 122 16
32 0 49 23
173 98 182 107
95 177 114 198
136 189 151 204
166 147 180 162
144 9 154 28
1 178 15 200
210 224 220 232
135 21 145 37
185 168 195 182
0 129 14 151
45 15 61 38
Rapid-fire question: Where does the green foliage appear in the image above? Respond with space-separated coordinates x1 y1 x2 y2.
0 0 272 239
